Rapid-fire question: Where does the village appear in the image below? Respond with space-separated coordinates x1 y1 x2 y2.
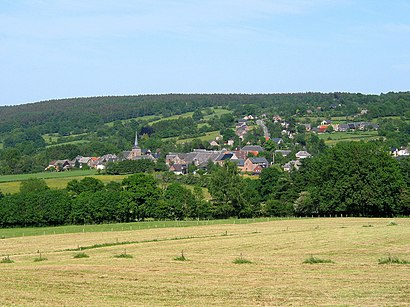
44 112 408 175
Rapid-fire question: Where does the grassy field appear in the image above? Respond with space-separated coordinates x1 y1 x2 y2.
319 131 380 145
105 114 162 127
176 130 221 144
0 170 127 194
0 170 98 182
0 218 409 306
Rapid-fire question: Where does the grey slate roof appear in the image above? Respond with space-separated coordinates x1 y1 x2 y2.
241 145 264 152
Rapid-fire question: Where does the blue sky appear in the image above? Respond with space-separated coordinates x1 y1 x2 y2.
1 0 409 105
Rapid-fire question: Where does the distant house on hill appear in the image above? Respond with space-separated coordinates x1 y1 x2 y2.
243 157 269 174
45 159 71 171
209 140 219 147
169 164 188 175
271 138 283 145
295 151 311 159
283 160 302 172
241 145 264 156
214 152 234 166
275 150 292 157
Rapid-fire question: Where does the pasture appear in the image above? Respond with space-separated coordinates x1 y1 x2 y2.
0 218 409 306
318 131 380 145
0 171 126 194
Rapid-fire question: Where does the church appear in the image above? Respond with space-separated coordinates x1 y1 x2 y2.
121 131 157 161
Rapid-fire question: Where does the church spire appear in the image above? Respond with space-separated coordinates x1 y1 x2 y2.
133 130 139 148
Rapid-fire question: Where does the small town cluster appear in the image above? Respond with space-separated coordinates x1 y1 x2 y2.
46 113 409 175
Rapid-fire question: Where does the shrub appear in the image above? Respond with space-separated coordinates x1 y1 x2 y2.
114 249 133 259
233 253 252 264
34 253 47 262
378 255 409 265
174 250 187 261
0 256 14 263
73 252 89 259
303 255 333 264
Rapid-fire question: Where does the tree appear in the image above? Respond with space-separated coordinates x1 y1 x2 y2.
208 162 255 218
192 109 204 121
122 173 161 221
294 142 406 216
259 166 285 200
20 178 50 194
158 183 194 220
67 177 104 195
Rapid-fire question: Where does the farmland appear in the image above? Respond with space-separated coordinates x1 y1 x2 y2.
0 218 409 306
318 130 380 145
0 170 126 194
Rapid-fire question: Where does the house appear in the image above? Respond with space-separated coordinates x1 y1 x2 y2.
295 151 311 159
338 124 349 132
97 154 118 168
77 157 91 168
169 164 188 175
318 125 329 133
209 140 219 147
237 119 248 126
226 139 234 146
300 123 311 131
392 147 410 157
241 145 264 156
166 149 223 168
273 115 282 122
271 138 283 145
45 159 71 171
243 157 269 174
214 152 234 166
87 157 100 168
234 150 248 160
235 125 249 139
274 150 292 157
283 160 302 172
321 119 332 125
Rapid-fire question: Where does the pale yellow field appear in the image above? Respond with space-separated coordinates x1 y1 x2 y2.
0 218 409 306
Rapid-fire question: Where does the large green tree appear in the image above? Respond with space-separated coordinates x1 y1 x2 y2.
122 173 161 221
294 142 406 217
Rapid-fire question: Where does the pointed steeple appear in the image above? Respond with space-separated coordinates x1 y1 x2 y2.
130 130 142 159
133 130 139 149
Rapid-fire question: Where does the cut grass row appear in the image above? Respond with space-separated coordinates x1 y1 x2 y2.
0 217 274 239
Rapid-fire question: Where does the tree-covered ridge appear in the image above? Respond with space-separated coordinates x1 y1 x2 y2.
1 92 409 135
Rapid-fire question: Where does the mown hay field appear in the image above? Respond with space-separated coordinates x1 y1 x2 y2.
0 218 409 306
0 173 127 194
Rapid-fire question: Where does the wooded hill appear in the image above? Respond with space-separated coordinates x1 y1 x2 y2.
0 92 409 175
1 92 409 135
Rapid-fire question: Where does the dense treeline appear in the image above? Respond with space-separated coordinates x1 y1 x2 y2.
0 142 408 227
1 92 409 135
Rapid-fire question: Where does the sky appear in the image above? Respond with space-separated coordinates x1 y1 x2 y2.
1 0 410 106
